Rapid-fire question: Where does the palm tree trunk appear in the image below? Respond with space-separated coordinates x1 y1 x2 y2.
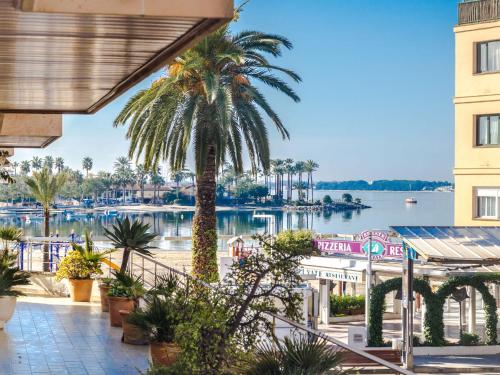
141 184 144 203
120 248 131 273
43 207 50 272
192 145 218 282
306 173 310 202
311 173 314 203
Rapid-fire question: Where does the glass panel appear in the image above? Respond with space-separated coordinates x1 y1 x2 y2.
478 196 498 217
479 42 488 72
478 116 489 145
491 116 500 145
489 41 500 72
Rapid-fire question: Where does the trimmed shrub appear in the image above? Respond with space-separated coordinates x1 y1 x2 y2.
330 295 365 316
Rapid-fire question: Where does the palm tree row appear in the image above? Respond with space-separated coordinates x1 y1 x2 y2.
269 159 319 203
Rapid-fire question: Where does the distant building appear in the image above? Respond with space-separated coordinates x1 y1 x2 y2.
454 0 500 224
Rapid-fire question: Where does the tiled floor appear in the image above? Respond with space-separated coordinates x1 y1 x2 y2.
0 297 149 375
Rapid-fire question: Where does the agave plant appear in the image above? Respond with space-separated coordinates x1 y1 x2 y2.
0 250 30 296
108 270 146 301
103 216 157 273
246 334 347 375
71 230 114 270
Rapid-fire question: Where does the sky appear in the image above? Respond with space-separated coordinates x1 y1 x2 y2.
12 0 457 181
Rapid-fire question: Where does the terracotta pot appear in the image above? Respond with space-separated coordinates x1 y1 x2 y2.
149 341 181 367
99 284 110 312
108 296 134 327
68 279 93 302
120 310 149 345
0 296 16 329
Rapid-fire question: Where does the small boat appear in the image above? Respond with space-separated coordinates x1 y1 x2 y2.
405 197 417 204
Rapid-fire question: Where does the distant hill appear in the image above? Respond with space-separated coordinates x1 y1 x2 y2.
315 180 453 191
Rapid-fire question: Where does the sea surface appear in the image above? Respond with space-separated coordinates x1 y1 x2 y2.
0 190 453 250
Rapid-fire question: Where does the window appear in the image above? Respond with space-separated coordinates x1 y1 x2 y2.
476 188 500 219
477 40 500 73
476 115 500 146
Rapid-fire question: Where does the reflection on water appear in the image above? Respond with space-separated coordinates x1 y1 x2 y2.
0 191 454 250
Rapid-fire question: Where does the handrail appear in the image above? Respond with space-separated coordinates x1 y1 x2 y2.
458 0 500 25
129 252 414 374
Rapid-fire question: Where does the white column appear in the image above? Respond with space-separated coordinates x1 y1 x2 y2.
319 279 331 325
420 299 426 337
468 287 477 334
393 290 402 315
351 282 357 297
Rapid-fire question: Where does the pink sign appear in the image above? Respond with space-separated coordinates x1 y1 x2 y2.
313 238 402 259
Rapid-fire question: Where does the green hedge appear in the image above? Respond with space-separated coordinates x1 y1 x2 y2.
330 295 365 316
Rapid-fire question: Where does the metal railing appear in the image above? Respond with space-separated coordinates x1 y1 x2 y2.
128 251 414 375
458 0 500 25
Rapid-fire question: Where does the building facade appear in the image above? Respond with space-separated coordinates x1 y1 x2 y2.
454 1 500 225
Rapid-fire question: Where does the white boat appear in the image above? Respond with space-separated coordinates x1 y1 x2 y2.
405 197 417 204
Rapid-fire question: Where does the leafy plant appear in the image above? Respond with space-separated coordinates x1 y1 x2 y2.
0 250 30 296
459 332 480 346
245 335 347 375
55 231 111 281
126 273 185 343
0 226 22 251
108 271 145 300
103 216 156 273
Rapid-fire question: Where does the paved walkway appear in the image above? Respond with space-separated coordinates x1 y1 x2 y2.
0 297 149 375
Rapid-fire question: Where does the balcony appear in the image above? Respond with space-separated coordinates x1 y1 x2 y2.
459 0 500 25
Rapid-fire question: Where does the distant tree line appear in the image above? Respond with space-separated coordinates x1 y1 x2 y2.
315 180 453 191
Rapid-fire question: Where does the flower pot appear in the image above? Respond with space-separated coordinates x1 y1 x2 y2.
68 279 93 302
0 296 16 329
99 284 110 312
149 341 181 367
120 310 149 345
108 296 134 327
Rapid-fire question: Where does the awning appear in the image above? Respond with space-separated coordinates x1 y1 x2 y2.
0 0 233 113
391 226 500 265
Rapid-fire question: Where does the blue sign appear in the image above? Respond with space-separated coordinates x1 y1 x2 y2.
362 240 385 256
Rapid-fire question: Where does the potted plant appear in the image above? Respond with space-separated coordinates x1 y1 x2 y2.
0 249 30 329
55 231 112 302
108 271 145 327
128 273 184 365
98 277 113 312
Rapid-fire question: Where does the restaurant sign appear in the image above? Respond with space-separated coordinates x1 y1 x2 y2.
300 266 363 282
313 231 403 259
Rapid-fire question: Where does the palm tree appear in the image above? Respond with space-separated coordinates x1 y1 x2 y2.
43 156 54 173
114 26 300 281
31 156 42 171
103 216 156 273
11 161 18 176
304 160 319 202
82 156 93 177
294 161 306 202
25 168 67 271
113 157 135 202
135 164 148 204
55 157 64 173
150 173 165 204
170 170 186 199
20 160 30 175
284 158 294 202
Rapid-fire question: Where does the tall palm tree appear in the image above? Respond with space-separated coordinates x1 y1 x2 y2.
82 156 93 177
20 160 30 175
25 168 67 271
150 173 165 204
284 158 294 202
170 170 186 199
11 161 18 176
43 156 54 173
114 26 300 282
55 157 64 173
294 161 306 202
135 164 148 204
31 156 42 171
304 160 319 202
113 157 134 202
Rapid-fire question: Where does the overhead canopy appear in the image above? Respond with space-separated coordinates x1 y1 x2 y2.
391 226 500 265
0 0 233 113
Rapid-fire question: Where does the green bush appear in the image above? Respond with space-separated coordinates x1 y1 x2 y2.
330 295 365 316
459 332 480 346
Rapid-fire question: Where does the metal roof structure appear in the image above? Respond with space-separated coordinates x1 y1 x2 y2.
0 0 233 114
391 226 500 265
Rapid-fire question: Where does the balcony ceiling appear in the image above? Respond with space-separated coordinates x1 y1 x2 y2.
0 0 233 113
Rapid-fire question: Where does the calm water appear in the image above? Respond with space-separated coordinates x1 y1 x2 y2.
0 190 453 249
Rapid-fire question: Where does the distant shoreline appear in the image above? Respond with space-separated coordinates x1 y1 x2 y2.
315 189 453 193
